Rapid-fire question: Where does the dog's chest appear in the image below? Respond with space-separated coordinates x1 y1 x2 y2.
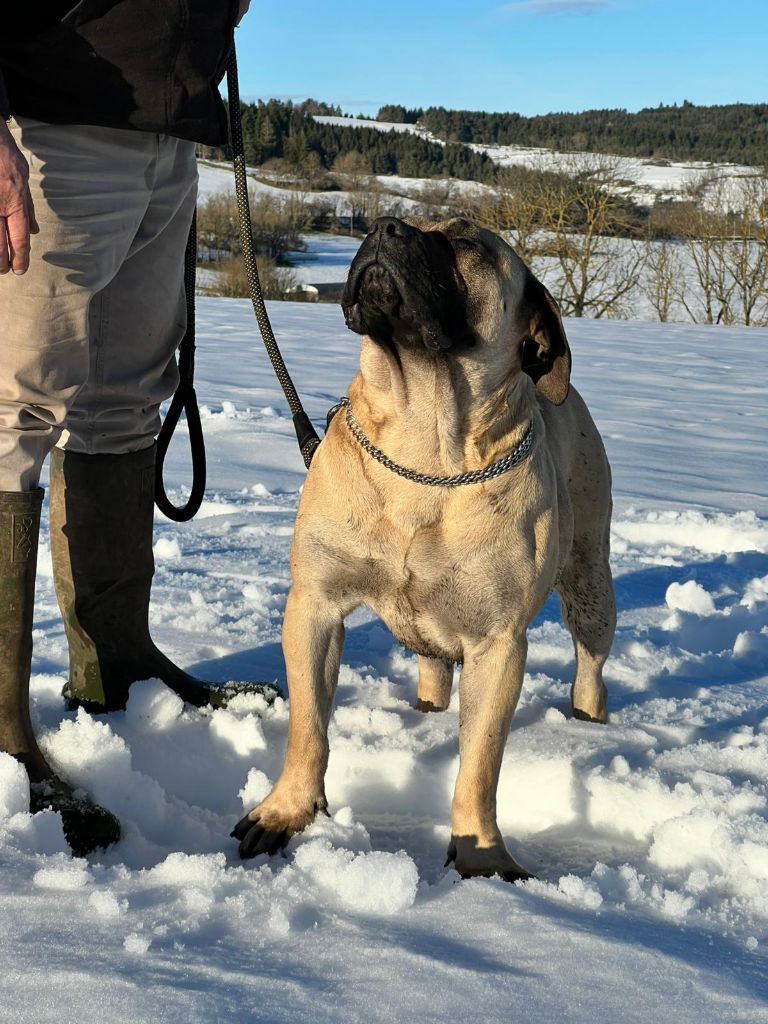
352 507 511 662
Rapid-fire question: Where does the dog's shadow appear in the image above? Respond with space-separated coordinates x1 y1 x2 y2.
188 619 415 692
192 548 768 690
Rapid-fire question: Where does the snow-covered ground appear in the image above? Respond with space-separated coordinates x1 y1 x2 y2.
284 235 361 286
197 161 422 221
471 142 756 205
313 115 428 137
2 302 767 1023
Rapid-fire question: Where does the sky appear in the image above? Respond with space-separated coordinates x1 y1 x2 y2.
234 0 767 117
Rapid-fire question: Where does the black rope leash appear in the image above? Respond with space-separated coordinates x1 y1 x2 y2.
155 210 207 521
155 47 321 521
226 51 322 469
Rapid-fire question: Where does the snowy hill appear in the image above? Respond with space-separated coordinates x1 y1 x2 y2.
311 114 757 205
313 115 428 137
1 301 767 1023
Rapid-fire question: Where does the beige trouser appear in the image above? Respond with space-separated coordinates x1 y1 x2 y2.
0 117 198 491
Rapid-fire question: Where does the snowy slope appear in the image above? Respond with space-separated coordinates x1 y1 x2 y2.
1 302 767 1023
197 161 422 220
313 115 428 137
470 142 756 203
314 115 757 204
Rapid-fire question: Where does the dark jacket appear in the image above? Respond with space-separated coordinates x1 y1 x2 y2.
0 2 239 145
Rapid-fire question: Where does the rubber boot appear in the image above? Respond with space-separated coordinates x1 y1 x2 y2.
49 446 281 713
0 489 121 855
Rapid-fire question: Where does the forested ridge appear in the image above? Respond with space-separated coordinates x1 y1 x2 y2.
419 101 768 165
207 99 767 176
217 99 495 181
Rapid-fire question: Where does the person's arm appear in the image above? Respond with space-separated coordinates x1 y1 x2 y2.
0 70 38 276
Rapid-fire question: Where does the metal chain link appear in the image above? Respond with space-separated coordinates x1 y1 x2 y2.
340 398 535 487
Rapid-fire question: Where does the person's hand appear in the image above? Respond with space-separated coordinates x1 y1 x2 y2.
237 0 251 25
0 119 38 276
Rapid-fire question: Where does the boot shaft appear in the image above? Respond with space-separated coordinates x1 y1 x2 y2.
0 487 43 629
49 446 159 708
0 489 43 724
49 446 156 599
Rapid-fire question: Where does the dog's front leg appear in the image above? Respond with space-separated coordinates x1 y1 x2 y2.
447 631 532 883
233 587 344 859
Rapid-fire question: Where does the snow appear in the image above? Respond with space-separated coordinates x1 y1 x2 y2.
196 161 422 221
311 117 758 205
1 301 767 1022
470 141 756 203
313 115 428 137
284 234 361 285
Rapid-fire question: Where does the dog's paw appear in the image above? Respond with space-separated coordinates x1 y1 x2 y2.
445 835 534 885
231 813 292 859
231 794 325 860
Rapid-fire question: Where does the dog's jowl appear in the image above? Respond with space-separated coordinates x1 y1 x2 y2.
232 217 616 882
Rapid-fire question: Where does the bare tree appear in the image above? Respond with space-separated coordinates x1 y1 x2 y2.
469 167 542 269
207 255 298 300
673 174 740 324
332 151 376 231
414 179 461 222
299 150 327 192
640 236 682 322
534 155 644 318
196 188 308 262
727 172 768 326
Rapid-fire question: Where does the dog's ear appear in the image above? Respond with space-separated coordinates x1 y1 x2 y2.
520 274 571 405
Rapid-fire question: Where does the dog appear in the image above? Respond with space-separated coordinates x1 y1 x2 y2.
233 217 616 882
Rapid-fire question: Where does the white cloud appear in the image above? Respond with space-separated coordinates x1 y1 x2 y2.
499 0 615 14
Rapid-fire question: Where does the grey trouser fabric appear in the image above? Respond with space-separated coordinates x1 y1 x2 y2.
0 117 198 491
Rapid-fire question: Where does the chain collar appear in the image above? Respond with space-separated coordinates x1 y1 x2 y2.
339 397 535 488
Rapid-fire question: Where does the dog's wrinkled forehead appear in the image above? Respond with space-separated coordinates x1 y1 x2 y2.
415 218 528 310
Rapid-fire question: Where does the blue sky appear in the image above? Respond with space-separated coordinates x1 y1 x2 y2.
234 0 767 116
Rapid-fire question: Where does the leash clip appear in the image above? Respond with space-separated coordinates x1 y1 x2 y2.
325 398 347 433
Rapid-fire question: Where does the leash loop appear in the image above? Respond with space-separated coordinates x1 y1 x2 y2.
155 210 207 521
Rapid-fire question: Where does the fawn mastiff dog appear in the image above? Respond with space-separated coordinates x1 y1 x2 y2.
233 217 616 882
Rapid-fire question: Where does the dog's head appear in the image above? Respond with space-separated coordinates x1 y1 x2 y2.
341 217 570 405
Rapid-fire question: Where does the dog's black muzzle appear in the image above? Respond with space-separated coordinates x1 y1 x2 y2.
341 218 475 353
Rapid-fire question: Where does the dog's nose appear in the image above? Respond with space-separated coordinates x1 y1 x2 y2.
370 217 419 239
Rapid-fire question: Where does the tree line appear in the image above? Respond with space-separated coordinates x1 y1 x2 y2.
419 101 768 165
200 97 767 177
202 99 496 182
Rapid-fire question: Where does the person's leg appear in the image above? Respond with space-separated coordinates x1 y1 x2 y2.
48 135 279 711
0 117 159 488
60 133 197 458
0 116 162 852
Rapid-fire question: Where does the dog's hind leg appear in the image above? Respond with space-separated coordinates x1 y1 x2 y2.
233 588 345 859
415 656 454 712
556 536 616 724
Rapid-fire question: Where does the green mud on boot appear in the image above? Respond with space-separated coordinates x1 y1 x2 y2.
0 489 121 856
49 446 282 713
